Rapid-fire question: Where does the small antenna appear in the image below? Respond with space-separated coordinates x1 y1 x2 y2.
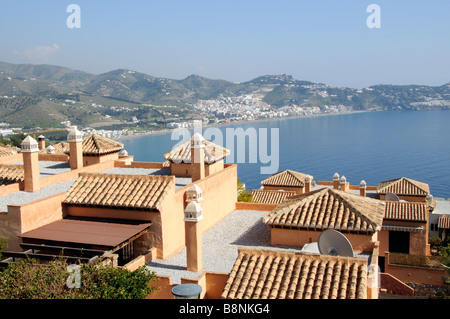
318 229 354 257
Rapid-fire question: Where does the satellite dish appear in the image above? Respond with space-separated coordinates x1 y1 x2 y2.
385 193 400 201
318 229 354 257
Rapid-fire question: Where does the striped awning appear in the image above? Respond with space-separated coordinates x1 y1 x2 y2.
438 216 450 229
382 224 423 232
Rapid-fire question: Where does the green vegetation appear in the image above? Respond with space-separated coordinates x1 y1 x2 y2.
0 236 7 260
237 178 253 202
0 258 158 299
1 61 449 130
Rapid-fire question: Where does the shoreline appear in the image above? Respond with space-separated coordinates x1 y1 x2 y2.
116 109 379 142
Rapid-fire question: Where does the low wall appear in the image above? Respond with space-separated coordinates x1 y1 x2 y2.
38 154 69 162
380 272 415 296
1 192 66 251
235 202 277 212
0 153 22 165
148 271 229 299
156 164 238 259
269 227 376 252
0 182 23 198
316 180 377 191
384 252 447 286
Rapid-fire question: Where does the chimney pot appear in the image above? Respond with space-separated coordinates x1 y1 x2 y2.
184 201 203 272
21 136 40 192
360 180 367 197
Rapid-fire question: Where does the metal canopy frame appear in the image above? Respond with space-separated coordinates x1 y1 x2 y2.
0 244 105 267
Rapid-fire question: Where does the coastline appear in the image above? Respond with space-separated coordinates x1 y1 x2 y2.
116 109 379 142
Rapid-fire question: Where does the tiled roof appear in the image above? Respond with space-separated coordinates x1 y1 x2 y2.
0 164 24 186
40 142 69 155
261 170 311 187
0 145 20 157
251 189 296 204
438 216 450 229
164 137 230 164
63 173 174 211
377 177 430 196
65 134 123 156
263 188 385 234
221 248 368 299
384 201 428 222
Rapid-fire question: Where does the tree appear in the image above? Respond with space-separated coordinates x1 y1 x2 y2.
237 178 253 202
0 258 158 299
440 243 450 285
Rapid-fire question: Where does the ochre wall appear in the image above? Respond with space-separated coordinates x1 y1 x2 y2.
380 220 429 256
38 154 69 162
147 271 229 299
170 162 191 177
384 252 447 286
235 202 277 212
270 227 377 252
263 185 304 194
65 206 155 221
204 160 224 177
379 194 427 203
0 153 22 165
83 152 119 166
0 192 66 251
170 160 225 178
157 164 238 259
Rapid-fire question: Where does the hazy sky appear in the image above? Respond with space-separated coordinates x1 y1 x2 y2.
0 0 449 88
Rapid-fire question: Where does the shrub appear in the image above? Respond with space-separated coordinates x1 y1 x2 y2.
0 258 158 299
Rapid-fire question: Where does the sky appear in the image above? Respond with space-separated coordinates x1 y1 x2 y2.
0 0 449 88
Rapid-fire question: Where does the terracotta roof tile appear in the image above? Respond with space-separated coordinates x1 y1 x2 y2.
438 216 450 229
251 189 296 204
65 134 123 156
0 164 24 186
221 248 368 299
261 170 311 187
263 188 385 234
0 145 20 157
39 142 69 155
164 136 230 164
377 177 430 197
384 201 428 222
63 173 174 211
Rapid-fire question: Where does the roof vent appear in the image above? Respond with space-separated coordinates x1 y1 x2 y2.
46 145 55 154
67 126 83 142
186 184 203 202
20 136 39 153
184 201 203 222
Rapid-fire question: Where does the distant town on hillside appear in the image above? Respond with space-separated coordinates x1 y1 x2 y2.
0 61 449 141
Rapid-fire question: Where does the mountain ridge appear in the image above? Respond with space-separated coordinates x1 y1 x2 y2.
0 61 449 129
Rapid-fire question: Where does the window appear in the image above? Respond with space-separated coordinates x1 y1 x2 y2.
389 231 410 254
118 242 134 266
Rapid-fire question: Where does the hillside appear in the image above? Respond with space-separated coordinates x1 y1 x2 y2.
0 61 449 130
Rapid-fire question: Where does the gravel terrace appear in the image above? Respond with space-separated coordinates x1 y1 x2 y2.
146 209 301 284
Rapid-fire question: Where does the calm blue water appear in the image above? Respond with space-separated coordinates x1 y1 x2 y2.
122 111 450 198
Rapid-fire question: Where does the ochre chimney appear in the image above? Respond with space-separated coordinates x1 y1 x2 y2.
340 175 349 192
190 133 205 182
37 135 45 150
67 126 83 170
184 200 203 272
21 136 40 192
360 180 367 197
305 175 312 193
333 173 340 190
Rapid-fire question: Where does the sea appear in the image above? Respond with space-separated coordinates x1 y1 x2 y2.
121 110 450 198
